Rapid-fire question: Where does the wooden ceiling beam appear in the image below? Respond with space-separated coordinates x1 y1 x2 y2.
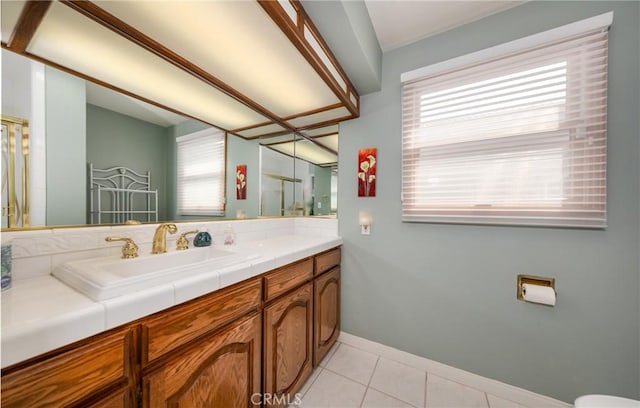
6 1 52 53
258 0 359 117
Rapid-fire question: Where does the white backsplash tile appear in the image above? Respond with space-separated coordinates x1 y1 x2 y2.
41 228 109 254
105 224 158 245
1 218 335 277
10 255 51 280
2 229 54 258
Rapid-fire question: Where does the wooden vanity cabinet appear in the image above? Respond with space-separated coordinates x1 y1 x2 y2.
1 246 341 407
140 277 263 407
142 312 261 407
262 257 314 407
0 326 137 408
83 385 134 408
314 248 341 366
263 282 314 407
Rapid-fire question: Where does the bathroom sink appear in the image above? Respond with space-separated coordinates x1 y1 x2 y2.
52 247 259 301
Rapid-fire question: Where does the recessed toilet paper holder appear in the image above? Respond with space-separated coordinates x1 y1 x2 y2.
517 274 555 301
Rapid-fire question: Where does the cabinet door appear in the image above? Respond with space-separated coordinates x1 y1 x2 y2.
1 326 136 408
143 312 261 408
79 386 133 408
263 282 313 408
314 266 340 366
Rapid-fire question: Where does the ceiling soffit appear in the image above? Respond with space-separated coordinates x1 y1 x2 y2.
1 0 359 141
262 136 338 168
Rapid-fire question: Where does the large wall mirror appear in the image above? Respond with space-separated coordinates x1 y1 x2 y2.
1 50 338 229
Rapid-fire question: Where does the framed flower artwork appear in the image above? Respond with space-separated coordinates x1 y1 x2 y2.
358 148 376 197
236 165 247 200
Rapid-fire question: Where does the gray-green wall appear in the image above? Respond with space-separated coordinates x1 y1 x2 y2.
339 1 639 402
86 104 169 221
46 68 86 226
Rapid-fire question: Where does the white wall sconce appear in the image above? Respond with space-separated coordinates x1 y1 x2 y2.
359 211 371 235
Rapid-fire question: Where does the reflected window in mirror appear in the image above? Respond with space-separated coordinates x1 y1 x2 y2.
331 169 338 213
176 128 226 216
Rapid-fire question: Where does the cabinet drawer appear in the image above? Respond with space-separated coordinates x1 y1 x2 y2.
264 258 313 302
314 247 341 276
141 277 262 365
1 327 134 408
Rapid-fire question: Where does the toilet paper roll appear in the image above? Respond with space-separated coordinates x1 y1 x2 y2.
522 283 556 306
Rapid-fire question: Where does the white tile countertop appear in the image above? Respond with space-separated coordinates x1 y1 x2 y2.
1 228 341 368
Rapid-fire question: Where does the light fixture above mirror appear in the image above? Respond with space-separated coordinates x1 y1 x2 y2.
1 0 359 142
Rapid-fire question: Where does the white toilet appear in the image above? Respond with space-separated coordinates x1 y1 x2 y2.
574 395 640 408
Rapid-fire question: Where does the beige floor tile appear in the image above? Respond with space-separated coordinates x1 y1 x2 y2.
369 358 426 407
299 367 323 397
300 369 367 407
487 394 527 408
325 343 379 385
319 341 341 368
361 388 417 407
426 374 488 408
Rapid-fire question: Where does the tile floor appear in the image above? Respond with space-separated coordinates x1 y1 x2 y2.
295 340 566 408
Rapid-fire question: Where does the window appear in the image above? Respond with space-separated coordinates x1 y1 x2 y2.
401 13 611 228
176 128 226 216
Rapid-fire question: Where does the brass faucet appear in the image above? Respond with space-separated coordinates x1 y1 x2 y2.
152 223 177 254
105 236 139 259
176 230 199 251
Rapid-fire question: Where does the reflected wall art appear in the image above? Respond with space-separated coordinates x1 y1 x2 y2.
236 165 247 200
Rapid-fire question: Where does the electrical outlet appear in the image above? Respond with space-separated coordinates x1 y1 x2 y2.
318 202 322 208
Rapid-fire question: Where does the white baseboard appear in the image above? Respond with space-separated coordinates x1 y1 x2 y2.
338 331 572 408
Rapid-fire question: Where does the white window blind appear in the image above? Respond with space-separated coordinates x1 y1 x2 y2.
401 14 611 228
176 129 226 216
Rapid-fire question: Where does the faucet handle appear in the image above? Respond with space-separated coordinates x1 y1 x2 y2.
176 230 199 251
105 236 139 259
164 223 178 234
